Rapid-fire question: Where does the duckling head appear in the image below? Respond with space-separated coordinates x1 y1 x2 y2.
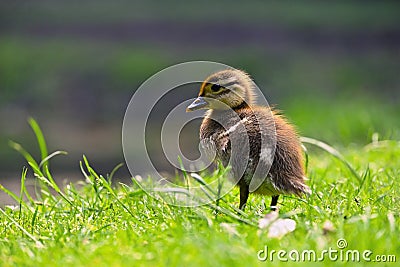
186 69 256 112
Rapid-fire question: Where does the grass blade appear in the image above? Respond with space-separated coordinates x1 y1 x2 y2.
39 151 68 169
28 117 49 170
9 141 41 173
0 184 25 207
0 208 42 245
300 136 362 182
82 155 140 222
107 163 124 184
19 168 29 217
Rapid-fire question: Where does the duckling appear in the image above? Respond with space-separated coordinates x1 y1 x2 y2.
186 69 310 211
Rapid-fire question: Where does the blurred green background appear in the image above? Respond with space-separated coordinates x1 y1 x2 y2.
0 0 399 186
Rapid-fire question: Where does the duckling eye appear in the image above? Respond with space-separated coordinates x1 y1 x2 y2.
211 84 222 92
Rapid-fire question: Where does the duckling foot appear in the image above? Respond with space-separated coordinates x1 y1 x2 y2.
239 184 249 210
270 195 279 211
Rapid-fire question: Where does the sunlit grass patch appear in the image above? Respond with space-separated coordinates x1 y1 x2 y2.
0 119 399 266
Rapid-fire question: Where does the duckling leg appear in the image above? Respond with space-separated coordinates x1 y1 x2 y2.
270 195 279 211
239 184 249 210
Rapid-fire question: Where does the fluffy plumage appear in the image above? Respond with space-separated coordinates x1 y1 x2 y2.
187 69 310 210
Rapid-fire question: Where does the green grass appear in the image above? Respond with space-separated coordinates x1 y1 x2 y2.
0 120 399 266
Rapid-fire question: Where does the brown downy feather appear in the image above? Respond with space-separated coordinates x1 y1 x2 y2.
188 69 310 210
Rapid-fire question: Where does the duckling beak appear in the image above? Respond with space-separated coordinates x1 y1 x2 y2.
186 97 209 112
